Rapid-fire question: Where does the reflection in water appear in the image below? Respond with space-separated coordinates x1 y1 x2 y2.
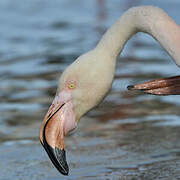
95 0 107 37
0 0 180 179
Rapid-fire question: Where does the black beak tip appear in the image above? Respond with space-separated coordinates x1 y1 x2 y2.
42 141 69 176
127 85 134 90
54 147 69 175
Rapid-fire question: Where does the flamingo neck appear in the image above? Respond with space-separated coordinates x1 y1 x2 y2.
96 6 180 66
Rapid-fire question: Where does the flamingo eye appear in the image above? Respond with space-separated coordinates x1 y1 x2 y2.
68 83 76 89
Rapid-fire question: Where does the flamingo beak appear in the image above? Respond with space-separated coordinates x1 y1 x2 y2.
40 91 76 176
40 102 69 175
127 75 180 95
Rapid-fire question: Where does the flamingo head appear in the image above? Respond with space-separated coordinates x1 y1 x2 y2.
39 50 115 175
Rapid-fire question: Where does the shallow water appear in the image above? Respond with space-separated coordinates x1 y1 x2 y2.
1 0 180 179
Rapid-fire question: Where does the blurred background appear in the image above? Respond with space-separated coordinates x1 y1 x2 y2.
1 0 180 179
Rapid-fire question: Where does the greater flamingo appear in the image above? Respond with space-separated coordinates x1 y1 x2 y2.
39 6 180 175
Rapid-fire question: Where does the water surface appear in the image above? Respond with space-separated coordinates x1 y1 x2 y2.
1 0 180 179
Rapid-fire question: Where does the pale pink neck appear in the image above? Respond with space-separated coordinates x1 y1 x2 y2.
96 6 180 66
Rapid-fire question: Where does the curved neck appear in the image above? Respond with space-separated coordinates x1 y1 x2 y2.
96 6 180 66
